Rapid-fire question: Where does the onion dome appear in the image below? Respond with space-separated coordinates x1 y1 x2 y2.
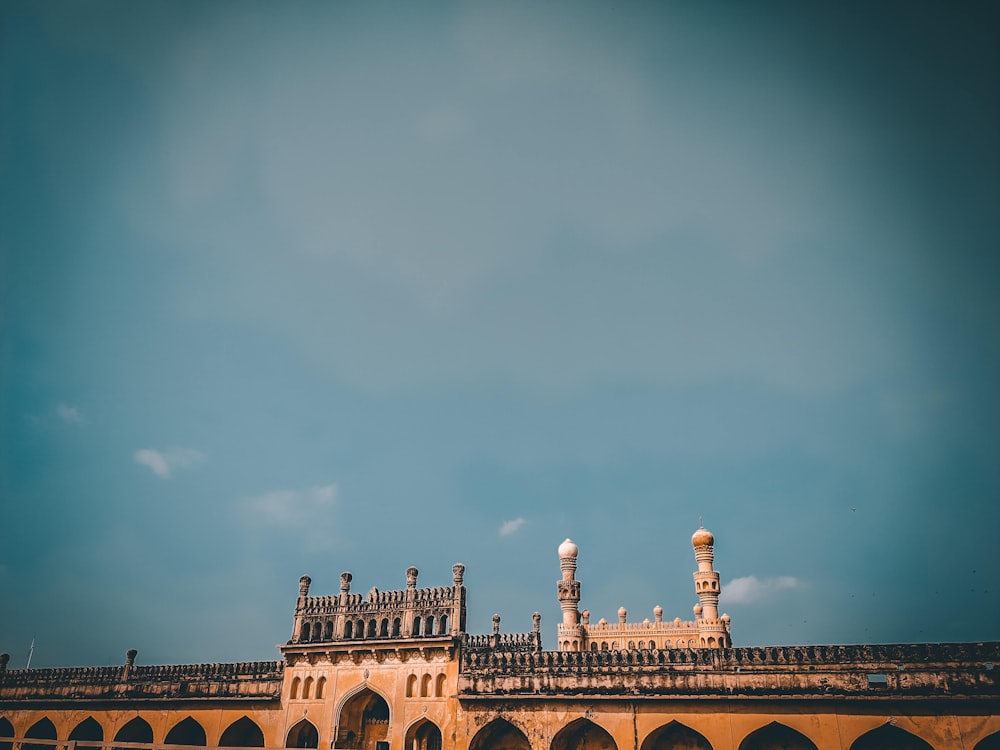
558 538 579 558
693 603 703 617
721 613 731 623
691 526 714 547
653 605 663 617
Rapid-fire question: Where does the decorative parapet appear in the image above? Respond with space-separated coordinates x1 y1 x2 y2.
290 567 467 646
458 642 1000 700
0 661 284 703
464 632 541 653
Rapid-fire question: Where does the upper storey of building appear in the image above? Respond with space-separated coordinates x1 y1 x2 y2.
556 527 731 651
281 563 467 659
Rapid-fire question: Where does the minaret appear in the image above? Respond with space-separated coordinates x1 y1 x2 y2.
692 526 730 648
557 539 581 628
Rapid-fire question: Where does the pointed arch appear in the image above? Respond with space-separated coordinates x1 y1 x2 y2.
335 686 390 750
420 674 432 697
115 717 153 746
316 676 327 699
469 718 531 750
739 722 817 750
640 721 712 750
405 719 443 750
976 732 1000 750
219 717 264 748
303 676 314 700
435 673 447 697
850 724 933 750
0 718 13 750
551 719 618 750
165 717 206 746
70 718 105 742
24 718 57 750
406 674 418 698
290 676 302 699
286 720 318 749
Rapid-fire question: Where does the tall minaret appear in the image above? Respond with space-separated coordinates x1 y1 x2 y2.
557 539 581 628
692 526 730 648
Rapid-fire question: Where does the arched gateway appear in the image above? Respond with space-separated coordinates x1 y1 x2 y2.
336 688 390 750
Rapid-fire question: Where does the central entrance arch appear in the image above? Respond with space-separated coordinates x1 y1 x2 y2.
336 688 390 750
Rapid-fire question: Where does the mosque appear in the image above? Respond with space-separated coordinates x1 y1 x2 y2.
1 528 997 750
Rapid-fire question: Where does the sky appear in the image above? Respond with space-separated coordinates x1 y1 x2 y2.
1 1 998 669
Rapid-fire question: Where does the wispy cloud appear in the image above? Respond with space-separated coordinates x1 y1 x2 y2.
247 483 337 525
56 403 84 424
499 517 526 537
721 575 804 605
133 447 206 478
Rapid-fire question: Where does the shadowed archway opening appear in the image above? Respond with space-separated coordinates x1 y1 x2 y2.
469 719 531 750
739 722 817 750
405 720 442 750
640 722 711 750
286 720 318 749
115 717 153 749
165 718 206 746
851 725 933 750
1 718 15 750
336 688 389 750
551 719 618 750
976 732 1000 750
70 718 104 743
25 718 57 750
219 717 265 748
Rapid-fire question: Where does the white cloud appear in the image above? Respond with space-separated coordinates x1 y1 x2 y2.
720 575 803 605
56 403 83 424
499 517 526 537
248 483 337 525
133 447 206 478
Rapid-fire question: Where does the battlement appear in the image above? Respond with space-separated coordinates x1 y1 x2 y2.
0 660 284 703
458 641 1000 700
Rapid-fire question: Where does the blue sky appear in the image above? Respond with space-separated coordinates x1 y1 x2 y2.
1 1 998 668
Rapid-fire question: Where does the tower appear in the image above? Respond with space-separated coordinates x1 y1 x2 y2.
557 539 581 628
692 526 731 648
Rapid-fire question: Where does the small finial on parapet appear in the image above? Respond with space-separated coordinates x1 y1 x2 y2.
618 606 627 625
452 563 465 586
492 613 501 634
654 605 663 624
0 653 9 671
298 576 311 598
532 612 541 632
406 567 419 589
340 572 352 594
123 649 138 680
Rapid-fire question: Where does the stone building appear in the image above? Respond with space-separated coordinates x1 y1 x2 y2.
2 529 998 750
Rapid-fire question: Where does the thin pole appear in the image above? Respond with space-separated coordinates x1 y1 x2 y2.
26 637 35 669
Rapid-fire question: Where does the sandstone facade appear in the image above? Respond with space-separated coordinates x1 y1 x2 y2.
2 530 998 750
